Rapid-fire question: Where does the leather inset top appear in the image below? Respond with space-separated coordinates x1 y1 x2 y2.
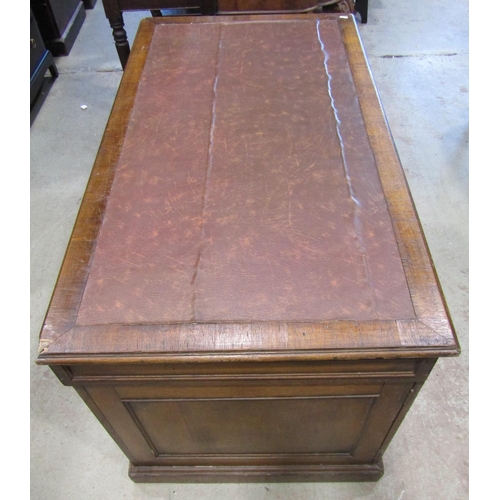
76 19 415 325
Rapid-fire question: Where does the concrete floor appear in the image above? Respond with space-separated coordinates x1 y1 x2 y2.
30 1 469 498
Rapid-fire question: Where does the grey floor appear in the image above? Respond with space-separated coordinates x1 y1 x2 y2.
30 1 469 498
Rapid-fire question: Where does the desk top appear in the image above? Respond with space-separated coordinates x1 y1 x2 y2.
37 15 459 364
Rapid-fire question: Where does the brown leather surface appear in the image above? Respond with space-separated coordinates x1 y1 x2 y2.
77 19 415 325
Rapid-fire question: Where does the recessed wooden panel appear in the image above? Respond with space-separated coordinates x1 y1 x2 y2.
126 396 375 456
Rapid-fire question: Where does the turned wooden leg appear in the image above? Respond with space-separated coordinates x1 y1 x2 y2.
356 0 368 23
109 13 130 69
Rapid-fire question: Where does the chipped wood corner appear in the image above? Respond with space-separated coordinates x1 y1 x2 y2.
38 338 52 355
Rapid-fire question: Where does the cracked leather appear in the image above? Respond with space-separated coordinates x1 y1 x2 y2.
77 19 415 325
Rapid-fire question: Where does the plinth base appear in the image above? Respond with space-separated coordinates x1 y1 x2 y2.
129 461 384 483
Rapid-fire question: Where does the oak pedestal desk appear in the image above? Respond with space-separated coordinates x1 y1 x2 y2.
37 14 460 482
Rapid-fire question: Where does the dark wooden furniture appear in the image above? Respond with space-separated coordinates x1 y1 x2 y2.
36 14 459 483
31 0 86 56
355 0 367 23
102 0 367 69
102 0 217 68
31 8 58 111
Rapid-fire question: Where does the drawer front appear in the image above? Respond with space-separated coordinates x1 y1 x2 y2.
67 358 421 384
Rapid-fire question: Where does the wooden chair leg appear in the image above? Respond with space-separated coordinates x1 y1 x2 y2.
356 0 368 23
109 13 130 69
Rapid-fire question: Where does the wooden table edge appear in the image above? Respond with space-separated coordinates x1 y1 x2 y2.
36 345 460 366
